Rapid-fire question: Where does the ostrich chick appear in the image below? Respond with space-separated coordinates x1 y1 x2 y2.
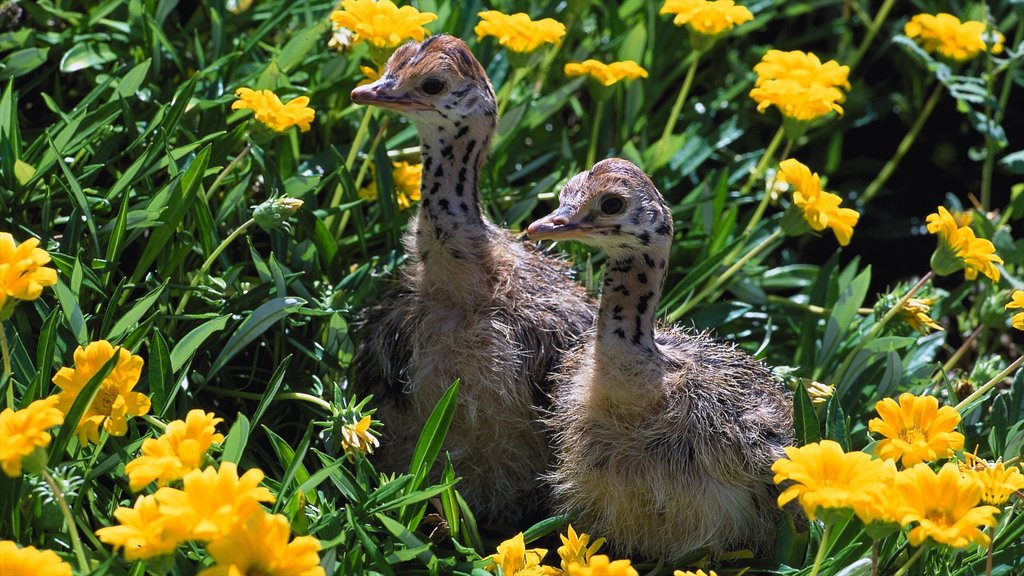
527 159 793 559
348 35 595 526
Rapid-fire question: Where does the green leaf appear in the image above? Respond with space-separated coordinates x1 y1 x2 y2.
60 42 117 73
207 297 306 378
271 422 314 514
250 356 292 432
220 413 251 464
117 58 151 98
148 331 172 416
793 381 821 445
106 280 168 342
170 314 230 372
0 47 49 79
824 396 850 451
402 379 460 526
53 280 88 345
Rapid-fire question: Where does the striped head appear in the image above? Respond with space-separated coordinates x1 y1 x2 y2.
527 159 673 254
350 34 496 128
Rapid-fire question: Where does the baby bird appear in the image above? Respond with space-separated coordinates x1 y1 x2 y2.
527 159 794 559
348 35 595 526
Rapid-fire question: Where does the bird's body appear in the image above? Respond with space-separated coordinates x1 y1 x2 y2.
349 35 595 526
528 159 793 559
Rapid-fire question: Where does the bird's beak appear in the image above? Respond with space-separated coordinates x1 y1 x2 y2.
527 207 589 241
351 78 431 111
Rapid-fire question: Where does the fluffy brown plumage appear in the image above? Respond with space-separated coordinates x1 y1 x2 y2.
528 158 794 559
348 35 595 526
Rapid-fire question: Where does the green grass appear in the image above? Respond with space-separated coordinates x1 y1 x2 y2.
1 0 1023 575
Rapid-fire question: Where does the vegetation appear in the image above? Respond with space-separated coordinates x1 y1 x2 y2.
1 0 1022 575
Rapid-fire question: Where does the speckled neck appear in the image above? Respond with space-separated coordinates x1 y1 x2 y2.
596 249 668 357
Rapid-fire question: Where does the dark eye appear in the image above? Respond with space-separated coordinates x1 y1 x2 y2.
420 78 446 95
600 196 624 215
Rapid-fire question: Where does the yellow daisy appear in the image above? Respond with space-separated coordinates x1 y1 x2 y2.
566 554 639 576
749 50 850 123
95 494 192 560
558 525 606 571
0 233 58 316
1007 290 1024 331
487 533 560 576
0 396 64 477
961 454 1024 506
895 462 999 547
329 0 437 63
901 297 942 334
198 511 324 576
926 206 1002 282
154 463 275 541
564 60 649 87
660 0 753 38
475 11 566 54
777 158 860 246
340 415 380 460
124 409 224 491
869 392 964 466
905 13 1004 62
0 541 73 576
233 88 315 133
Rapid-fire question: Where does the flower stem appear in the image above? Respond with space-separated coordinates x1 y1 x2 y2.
955 353 1024 413
987 536 994 576
655 52 701 162
931 325 984 385
830 271 935 386
327 106 376 231
174 218 256 315
44 470 89 574
1 323 12 409
667 228 783 322
861 82 943 203
497 67 529 120
586 99 606 168
738 125 786 199
206 142 252 202
809 522 831 576
871 539 879 576
847 0 897 71
892 545 927 576
204 385 332 410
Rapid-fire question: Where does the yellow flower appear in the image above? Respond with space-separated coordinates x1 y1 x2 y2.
564 60 649 87
925 206 1002 282
95 494 192 560
558 525 606 571
340 415 380 459
771 440 893 521
804 380 835 407
154 463 275 541
674 571 718 576
905 13 1004 62
52 340 149 445
749 50 850 122
475 11 566 54
660 0 753 37
869 392 964 466
1005 290 1024 331
125 410 224 491
777 158 860 246
233 88 315 133
0 396 63 477
329 0 437 51
901 297 942 334
961 454 1024 506
895 463 999 547
198 511 325 576
359 161 422 211
566 555 639 576
0 541 73 576
0 233 58 315
487 533 559 576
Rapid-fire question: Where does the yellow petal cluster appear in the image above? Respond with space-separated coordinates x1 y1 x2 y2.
95 494 193 560
925 206 1003 282
564 60 649 87
475 11 566 54
772 440 893 520
905 13 1005 62
869 392 964 467
487 533 559 576
52 340 149 445
674 571 718 576
0 396 64 477
660 0 753 37
894 463 999 547
124 410 225 491
777 159 860 246
901 297 942 334
329 0 437 50
340 415 380 459
0 233 58 313
566 555 639 576
198 512 325 576
359 161 423 211
233 88 315 133
154 462 275 541
1006 290 1024 331
749 50 851 122
558 525 606 571
0 541 73 576
961 454 1024 506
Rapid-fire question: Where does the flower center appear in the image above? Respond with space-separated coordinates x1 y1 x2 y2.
91 385 121 416
925 509 954 526
899 425 926 444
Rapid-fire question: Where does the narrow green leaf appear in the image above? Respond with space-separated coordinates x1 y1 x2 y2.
117 58 151 98
220 413 250 464
30 308 61 397
53 280 88 345
271 422 314 514
170 314 230 372
793 382 821 445
250 356 291 432
106 280 168 342
207 297 306 378
148 331 172 415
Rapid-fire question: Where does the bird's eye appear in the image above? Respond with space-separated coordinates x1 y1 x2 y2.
420 78 446 95
599 196 625 215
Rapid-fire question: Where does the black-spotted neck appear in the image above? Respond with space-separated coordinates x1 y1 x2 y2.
595 249 669 356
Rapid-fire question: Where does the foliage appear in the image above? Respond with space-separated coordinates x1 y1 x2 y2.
1 0 1023 575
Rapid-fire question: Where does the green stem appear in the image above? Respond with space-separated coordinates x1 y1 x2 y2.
497 67 529 120
1 323 12 409
871 538 879 576
955 354 1024 413
327 106 376 230
848 0 897 71
809 522 831 576
831 271 935 386
656 52 701 161
742 136 793 237
861 82 943 203
204 386 332 410
44 470 89 574
206 142 252 202
667 228 784 323
987 536 994 576
586 98 606 168
174 218 256 315
892 545 927 576
931 325 983 385
738 125 786 199
979 1 1001 213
